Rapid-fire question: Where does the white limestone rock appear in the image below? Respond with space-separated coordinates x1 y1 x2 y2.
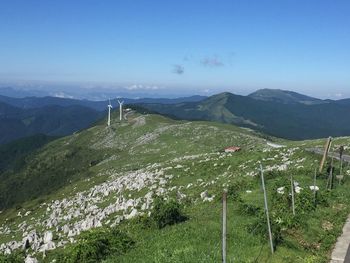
200 190 209 199
25 255 38 263
43 231 53 243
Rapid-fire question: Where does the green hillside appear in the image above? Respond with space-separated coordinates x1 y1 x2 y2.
0 102 104 144
0 134 56 174
140 92 350 140
248 89 325 105
0 110 265 210
0 111 350 262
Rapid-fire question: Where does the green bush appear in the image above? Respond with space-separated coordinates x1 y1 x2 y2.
238 201 261 216
226 178 251 201
0 251 24 263
248 209 283 247
150 197 187 229
57 227 134 263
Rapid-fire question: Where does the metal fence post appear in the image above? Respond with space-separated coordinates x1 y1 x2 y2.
222 190 227 263
260 163 274 254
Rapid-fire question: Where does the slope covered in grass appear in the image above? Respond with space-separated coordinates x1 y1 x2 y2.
0 111 350 262
0 134 56 174
0 102 104 144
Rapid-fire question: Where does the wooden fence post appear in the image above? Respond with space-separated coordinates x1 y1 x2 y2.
329 158 334 190
319 137 332 173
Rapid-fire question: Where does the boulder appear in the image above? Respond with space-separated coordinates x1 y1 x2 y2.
43 231 53 244
24 255 38 263
200 190 209 199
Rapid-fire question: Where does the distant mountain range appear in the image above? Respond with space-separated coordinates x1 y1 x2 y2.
0 94 206 111
0 86 208 101
0 94 206 144
2 88 350 143
139 90 350 140
0 102 104 144
248 88 327 105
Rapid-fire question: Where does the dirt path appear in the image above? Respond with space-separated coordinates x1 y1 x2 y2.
306 148 350 163
306 148 350 262
330 217 350 262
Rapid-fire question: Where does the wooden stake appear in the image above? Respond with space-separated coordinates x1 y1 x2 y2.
327 158 334 190
339 154 343 185
290 175 295 216
330 158 334 190
222 190 227 263
260 163 274 254
319 137 332 173
340 156 343 176
344 162 349 183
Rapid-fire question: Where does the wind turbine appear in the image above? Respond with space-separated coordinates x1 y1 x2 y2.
117 100 124 121
107 99 113 126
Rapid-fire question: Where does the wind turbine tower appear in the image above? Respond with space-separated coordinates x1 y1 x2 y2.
118 100 124 121
107 99 113 126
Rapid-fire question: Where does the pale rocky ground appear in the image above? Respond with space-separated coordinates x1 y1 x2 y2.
0 143 305 259
1 113 333 261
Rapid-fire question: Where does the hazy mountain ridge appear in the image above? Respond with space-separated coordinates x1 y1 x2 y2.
2 88 350 143
0 94 206 144
0 102 104 144
0 87 207 103
248 88 326 105
0 94 207 111
140 91 350 140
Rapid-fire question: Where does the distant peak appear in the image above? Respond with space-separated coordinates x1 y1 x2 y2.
248 89 325 105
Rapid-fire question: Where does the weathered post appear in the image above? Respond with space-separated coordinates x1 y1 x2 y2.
222 190 227 263
340 146 344 176
319 137 332 173
290 175 295 216
260 163 274 254
338 146 344 185
327 158 334 190
330 158 334 190
344 161 349 183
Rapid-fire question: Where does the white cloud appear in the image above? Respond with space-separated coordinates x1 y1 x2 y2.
125 84 161 91
202 88 210 93
52 92 74 99
335 93 343 98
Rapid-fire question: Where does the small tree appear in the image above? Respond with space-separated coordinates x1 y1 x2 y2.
151 197 187 229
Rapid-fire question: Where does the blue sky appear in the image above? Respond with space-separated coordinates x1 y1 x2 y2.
0 0 349 98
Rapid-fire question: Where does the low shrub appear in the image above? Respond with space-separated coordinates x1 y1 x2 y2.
247 210 283 247
57 227 134 263
150 197 187 229
0 251 24 263
238 201 261 216
226 178 251 201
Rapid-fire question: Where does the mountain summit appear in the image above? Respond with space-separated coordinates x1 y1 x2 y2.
248 89 325 105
